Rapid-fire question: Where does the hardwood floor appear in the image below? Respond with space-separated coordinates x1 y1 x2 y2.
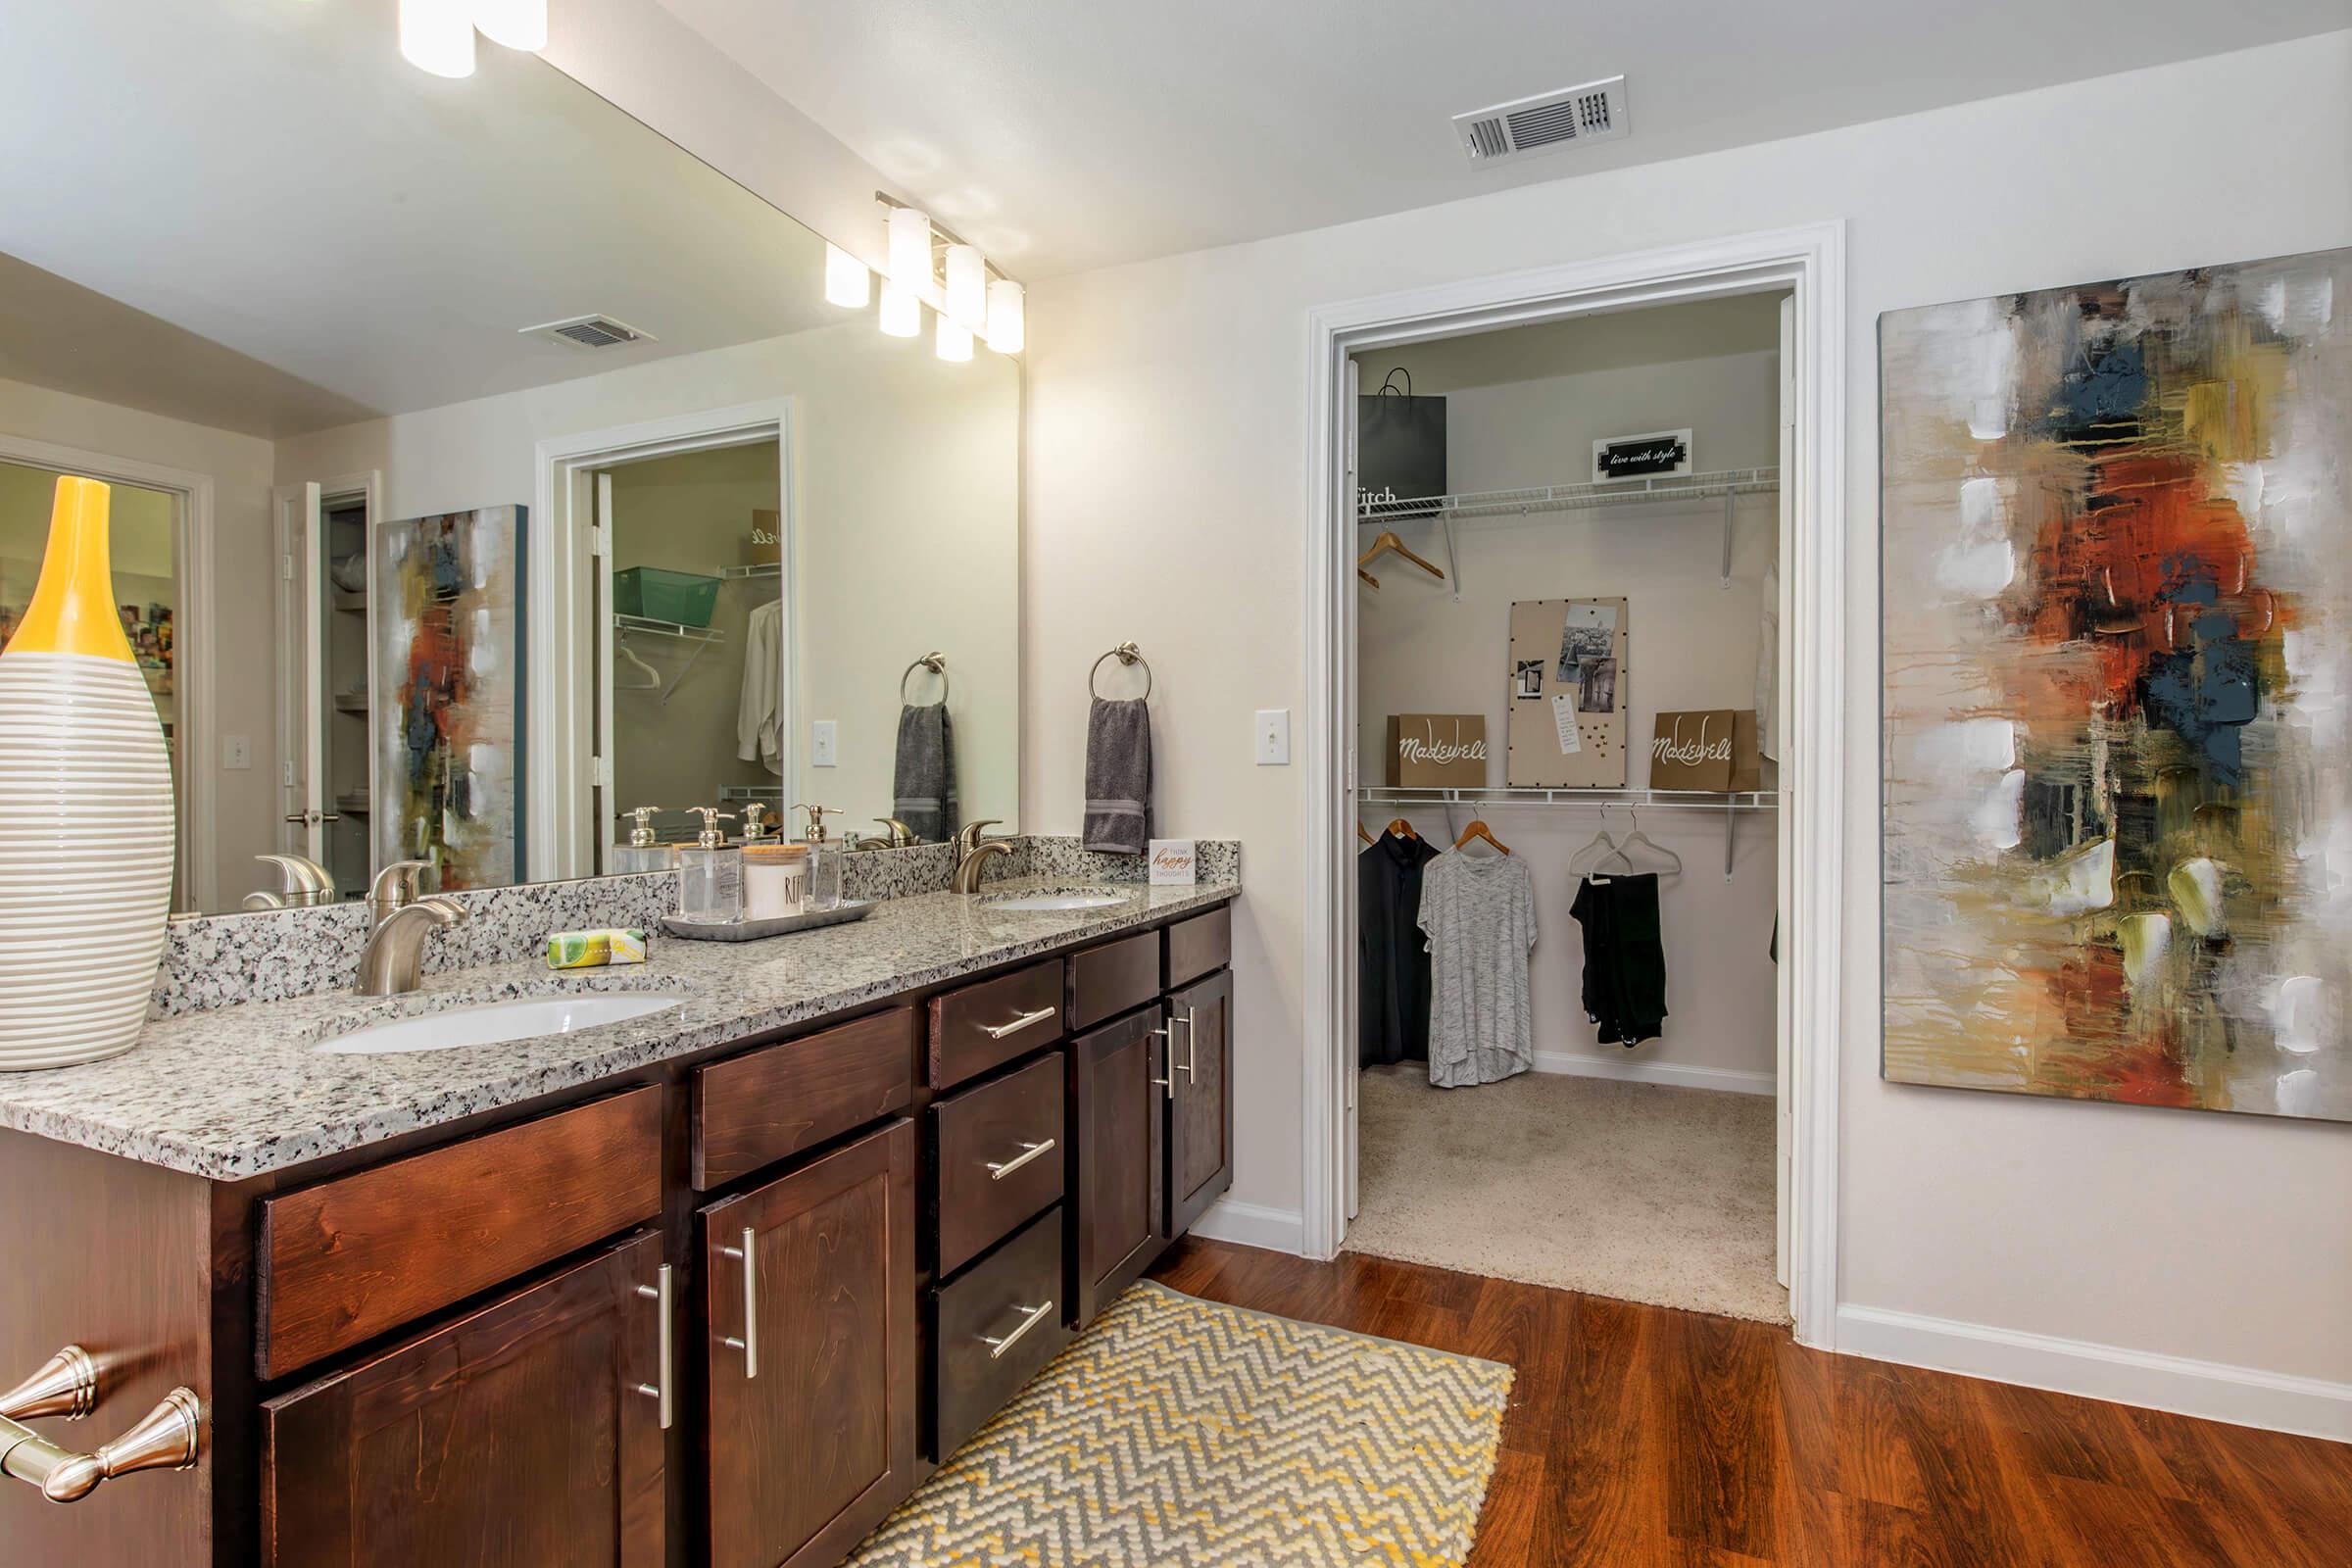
1146 1238 2350 1566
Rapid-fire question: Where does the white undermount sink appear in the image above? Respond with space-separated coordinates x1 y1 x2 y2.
982 889 1130 911
315 994 689 1056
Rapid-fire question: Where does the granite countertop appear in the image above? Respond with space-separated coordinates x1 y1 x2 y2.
0 878 1239 1181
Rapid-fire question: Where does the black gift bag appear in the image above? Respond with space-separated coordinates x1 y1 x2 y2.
1356 368 1446 516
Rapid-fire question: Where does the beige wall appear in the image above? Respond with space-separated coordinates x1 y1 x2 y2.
275 317 1022 854
0 374 278 911
1356 313 1784 1079
1024 31 2352 1394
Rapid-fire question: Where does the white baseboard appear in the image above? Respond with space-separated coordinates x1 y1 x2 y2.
1837 1303 2352 1444
1185 1197 1305 1255
1532 1049 1774 1096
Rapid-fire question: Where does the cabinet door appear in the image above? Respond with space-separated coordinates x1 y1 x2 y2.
702 1118 916 1568
1165 968 1235 1238
261 1233 666 1568
1069 1008 1165 1323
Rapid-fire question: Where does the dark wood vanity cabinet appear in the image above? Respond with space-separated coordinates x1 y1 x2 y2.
1166 968 1236 1237
0 894 1235 1568
700 1119 916 1568
260 1231 668 1567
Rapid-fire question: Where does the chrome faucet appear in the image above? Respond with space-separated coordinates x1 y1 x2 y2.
355 860 468 996
950 822 1014 895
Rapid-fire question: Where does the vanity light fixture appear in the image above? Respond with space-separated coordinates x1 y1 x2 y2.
878 281 921 338
472 0 549 53
823 243 871 309
986 279 1025 355
399 0 477 77
887 206 935 289
936 315 974 363
944 244 988 331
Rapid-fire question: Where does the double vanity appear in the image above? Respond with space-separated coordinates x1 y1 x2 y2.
0 871 1239 1566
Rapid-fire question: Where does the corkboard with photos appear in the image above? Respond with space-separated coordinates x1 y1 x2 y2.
1506 596 1628 788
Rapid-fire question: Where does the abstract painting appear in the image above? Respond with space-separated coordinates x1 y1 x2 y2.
373 506 526 891
1882 247 2352 1122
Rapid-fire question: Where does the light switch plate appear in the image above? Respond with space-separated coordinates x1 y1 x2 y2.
810 719 838 767
221 735 252 770
1254 709 1291 765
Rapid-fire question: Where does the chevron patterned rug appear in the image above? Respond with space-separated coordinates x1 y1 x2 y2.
845 1280 1513 1567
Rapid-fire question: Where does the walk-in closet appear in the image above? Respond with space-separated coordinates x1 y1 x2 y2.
1348 293 1791 1323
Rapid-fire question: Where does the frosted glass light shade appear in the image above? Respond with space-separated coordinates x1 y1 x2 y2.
879 281 921 338
887 206 934 288
944 244 987 330
986 279 1025 354
936 315 973 363
824 243 870 308
399 0 476 77
473 0 548 51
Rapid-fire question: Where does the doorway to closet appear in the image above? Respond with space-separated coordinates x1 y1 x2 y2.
1346 293 1791 1323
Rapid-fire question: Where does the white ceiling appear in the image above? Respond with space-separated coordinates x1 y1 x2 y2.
0 0 828 437
655 0 2352 278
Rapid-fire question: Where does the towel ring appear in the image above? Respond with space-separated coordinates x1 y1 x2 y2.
1089 641 1152 702
900 652 950 705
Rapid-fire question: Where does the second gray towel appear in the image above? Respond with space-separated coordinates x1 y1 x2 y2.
1083 697 1152 855
893 703 958 844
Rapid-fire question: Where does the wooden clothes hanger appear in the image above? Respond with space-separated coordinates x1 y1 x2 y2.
1386 817 1420 841
1357 530 1446 583
1357 821 1376 846
1453 817 1510 855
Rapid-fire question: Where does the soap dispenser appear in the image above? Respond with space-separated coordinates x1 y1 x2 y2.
676 807 741 923
612 807 674 874
796 804 844 911
740 803 776 845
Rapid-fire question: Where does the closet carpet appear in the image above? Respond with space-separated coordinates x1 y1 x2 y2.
1346 1064 1787 1324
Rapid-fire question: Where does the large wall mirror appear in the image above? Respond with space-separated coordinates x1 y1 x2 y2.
0 4 1020 915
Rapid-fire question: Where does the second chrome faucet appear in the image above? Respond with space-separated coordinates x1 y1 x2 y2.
355 860 469 996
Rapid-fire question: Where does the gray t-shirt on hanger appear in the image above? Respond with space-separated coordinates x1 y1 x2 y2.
1415 849 1538 1088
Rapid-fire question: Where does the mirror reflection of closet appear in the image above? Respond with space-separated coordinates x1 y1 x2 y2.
595 442 785 872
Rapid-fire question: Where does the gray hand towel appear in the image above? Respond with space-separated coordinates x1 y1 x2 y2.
1084 697 1152 855
893 703 958 843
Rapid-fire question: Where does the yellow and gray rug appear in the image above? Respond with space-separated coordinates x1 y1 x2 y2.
846 1281 1513 1567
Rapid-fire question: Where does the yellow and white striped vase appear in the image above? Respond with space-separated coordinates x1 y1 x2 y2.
0 476 175 1070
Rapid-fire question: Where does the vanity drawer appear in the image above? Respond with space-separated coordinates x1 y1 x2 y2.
932 1051 1065 1276
1163 905 1232 990
928 959 1065 1090
1067 931 1159 1032
256 1087 662 1380
694 1007 916 1188
931 1207 1069 1460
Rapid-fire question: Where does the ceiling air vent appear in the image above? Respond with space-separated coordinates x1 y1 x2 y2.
1453 75 1629 167
520 314 656 350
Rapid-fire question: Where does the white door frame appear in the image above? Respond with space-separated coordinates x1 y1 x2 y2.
1299 220 1848 1348
271 469 382 872
0 433 217 912
532 401 798 881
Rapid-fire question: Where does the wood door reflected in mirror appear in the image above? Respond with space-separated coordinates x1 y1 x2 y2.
1 8 1019 914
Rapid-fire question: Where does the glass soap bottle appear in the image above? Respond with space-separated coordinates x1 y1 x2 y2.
797 803 844 911
612 806 675 874
676 807 741 924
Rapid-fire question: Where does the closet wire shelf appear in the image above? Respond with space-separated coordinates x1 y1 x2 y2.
1355 465 1779 598
1359 785 1778 883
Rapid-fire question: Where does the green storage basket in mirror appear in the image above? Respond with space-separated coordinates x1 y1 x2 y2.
613 566 722 628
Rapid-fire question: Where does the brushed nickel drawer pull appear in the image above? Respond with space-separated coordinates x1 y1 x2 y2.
718 1227 759 1379
634 1264 673 1430
1152 1025 1175 1099
1176 1006 1197 1084
979 1300 1054 1360
1 1388 201 1503
980 1004 1058 1040
985 1139 1056 1181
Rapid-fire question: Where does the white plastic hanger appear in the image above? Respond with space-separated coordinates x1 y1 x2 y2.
615 632 663 692
1599 809 1682 877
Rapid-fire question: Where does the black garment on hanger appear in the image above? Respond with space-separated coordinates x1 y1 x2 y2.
1570 872 1669 1048
1359 829 1441 1066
